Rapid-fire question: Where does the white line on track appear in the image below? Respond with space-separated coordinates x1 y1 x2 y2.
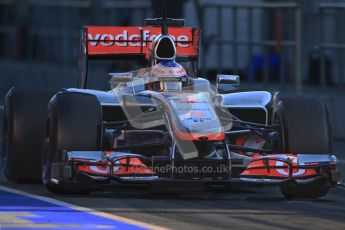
0 185 169 230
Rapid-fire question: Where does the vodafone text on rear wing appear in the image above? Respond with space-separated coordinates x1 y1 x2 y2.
82 26 200 60
78 26 200 88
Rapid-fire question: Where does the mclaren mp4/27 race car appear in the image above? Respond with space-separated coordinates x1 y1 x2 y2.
2 11 341 199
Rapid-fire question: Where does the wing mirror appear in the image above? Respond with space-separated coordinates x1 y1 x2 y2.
108 72 132 82
109 72 132 89
216 74 240 94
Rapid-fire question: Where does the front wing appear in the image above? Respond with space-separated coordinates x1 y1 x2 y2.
49 151 340 188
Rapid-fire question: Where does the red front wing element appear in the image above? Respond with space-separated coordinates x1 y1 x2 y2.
235 136 335 181
240 154 318 179
75 152 156 177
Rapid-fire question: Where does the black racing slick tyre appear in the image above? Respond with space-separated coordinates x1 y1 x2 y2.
275 96 332 154
280 183 329 200
275 96 332 199
42 92 102 194
2 87 58 182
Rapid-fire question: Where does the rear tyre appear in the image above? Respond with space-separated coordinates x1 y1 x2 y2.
42 92 102 194
2 87 58 182
274 96 332 199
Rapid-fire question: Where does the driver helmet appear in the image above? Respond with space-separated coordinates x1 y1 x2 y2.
148 61 187 91
150 61 187 82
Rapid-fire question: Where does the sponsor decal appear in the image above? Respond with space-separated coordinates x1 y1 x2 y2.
275 156 306 176
88 30 190 48
86 26 199 57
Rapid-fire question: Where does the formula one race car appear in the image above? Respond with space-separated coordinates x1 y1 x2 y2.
2 1 340 199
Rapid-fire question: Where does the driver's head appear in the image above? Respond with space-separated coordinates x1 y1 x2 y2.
147 61 187 92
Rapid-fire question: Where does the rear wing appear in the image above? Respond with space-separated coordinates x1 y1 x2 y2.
78 26 200 88
82 26 200 60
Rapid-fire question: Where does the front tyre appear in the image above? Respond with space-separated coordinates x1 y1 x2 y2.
275 96 332 154
280 183 329 200
42 92 102 194
274 96 333 199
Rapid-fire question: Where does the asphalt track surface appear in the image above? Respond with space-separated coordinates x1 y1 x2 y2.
0 109 345 229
